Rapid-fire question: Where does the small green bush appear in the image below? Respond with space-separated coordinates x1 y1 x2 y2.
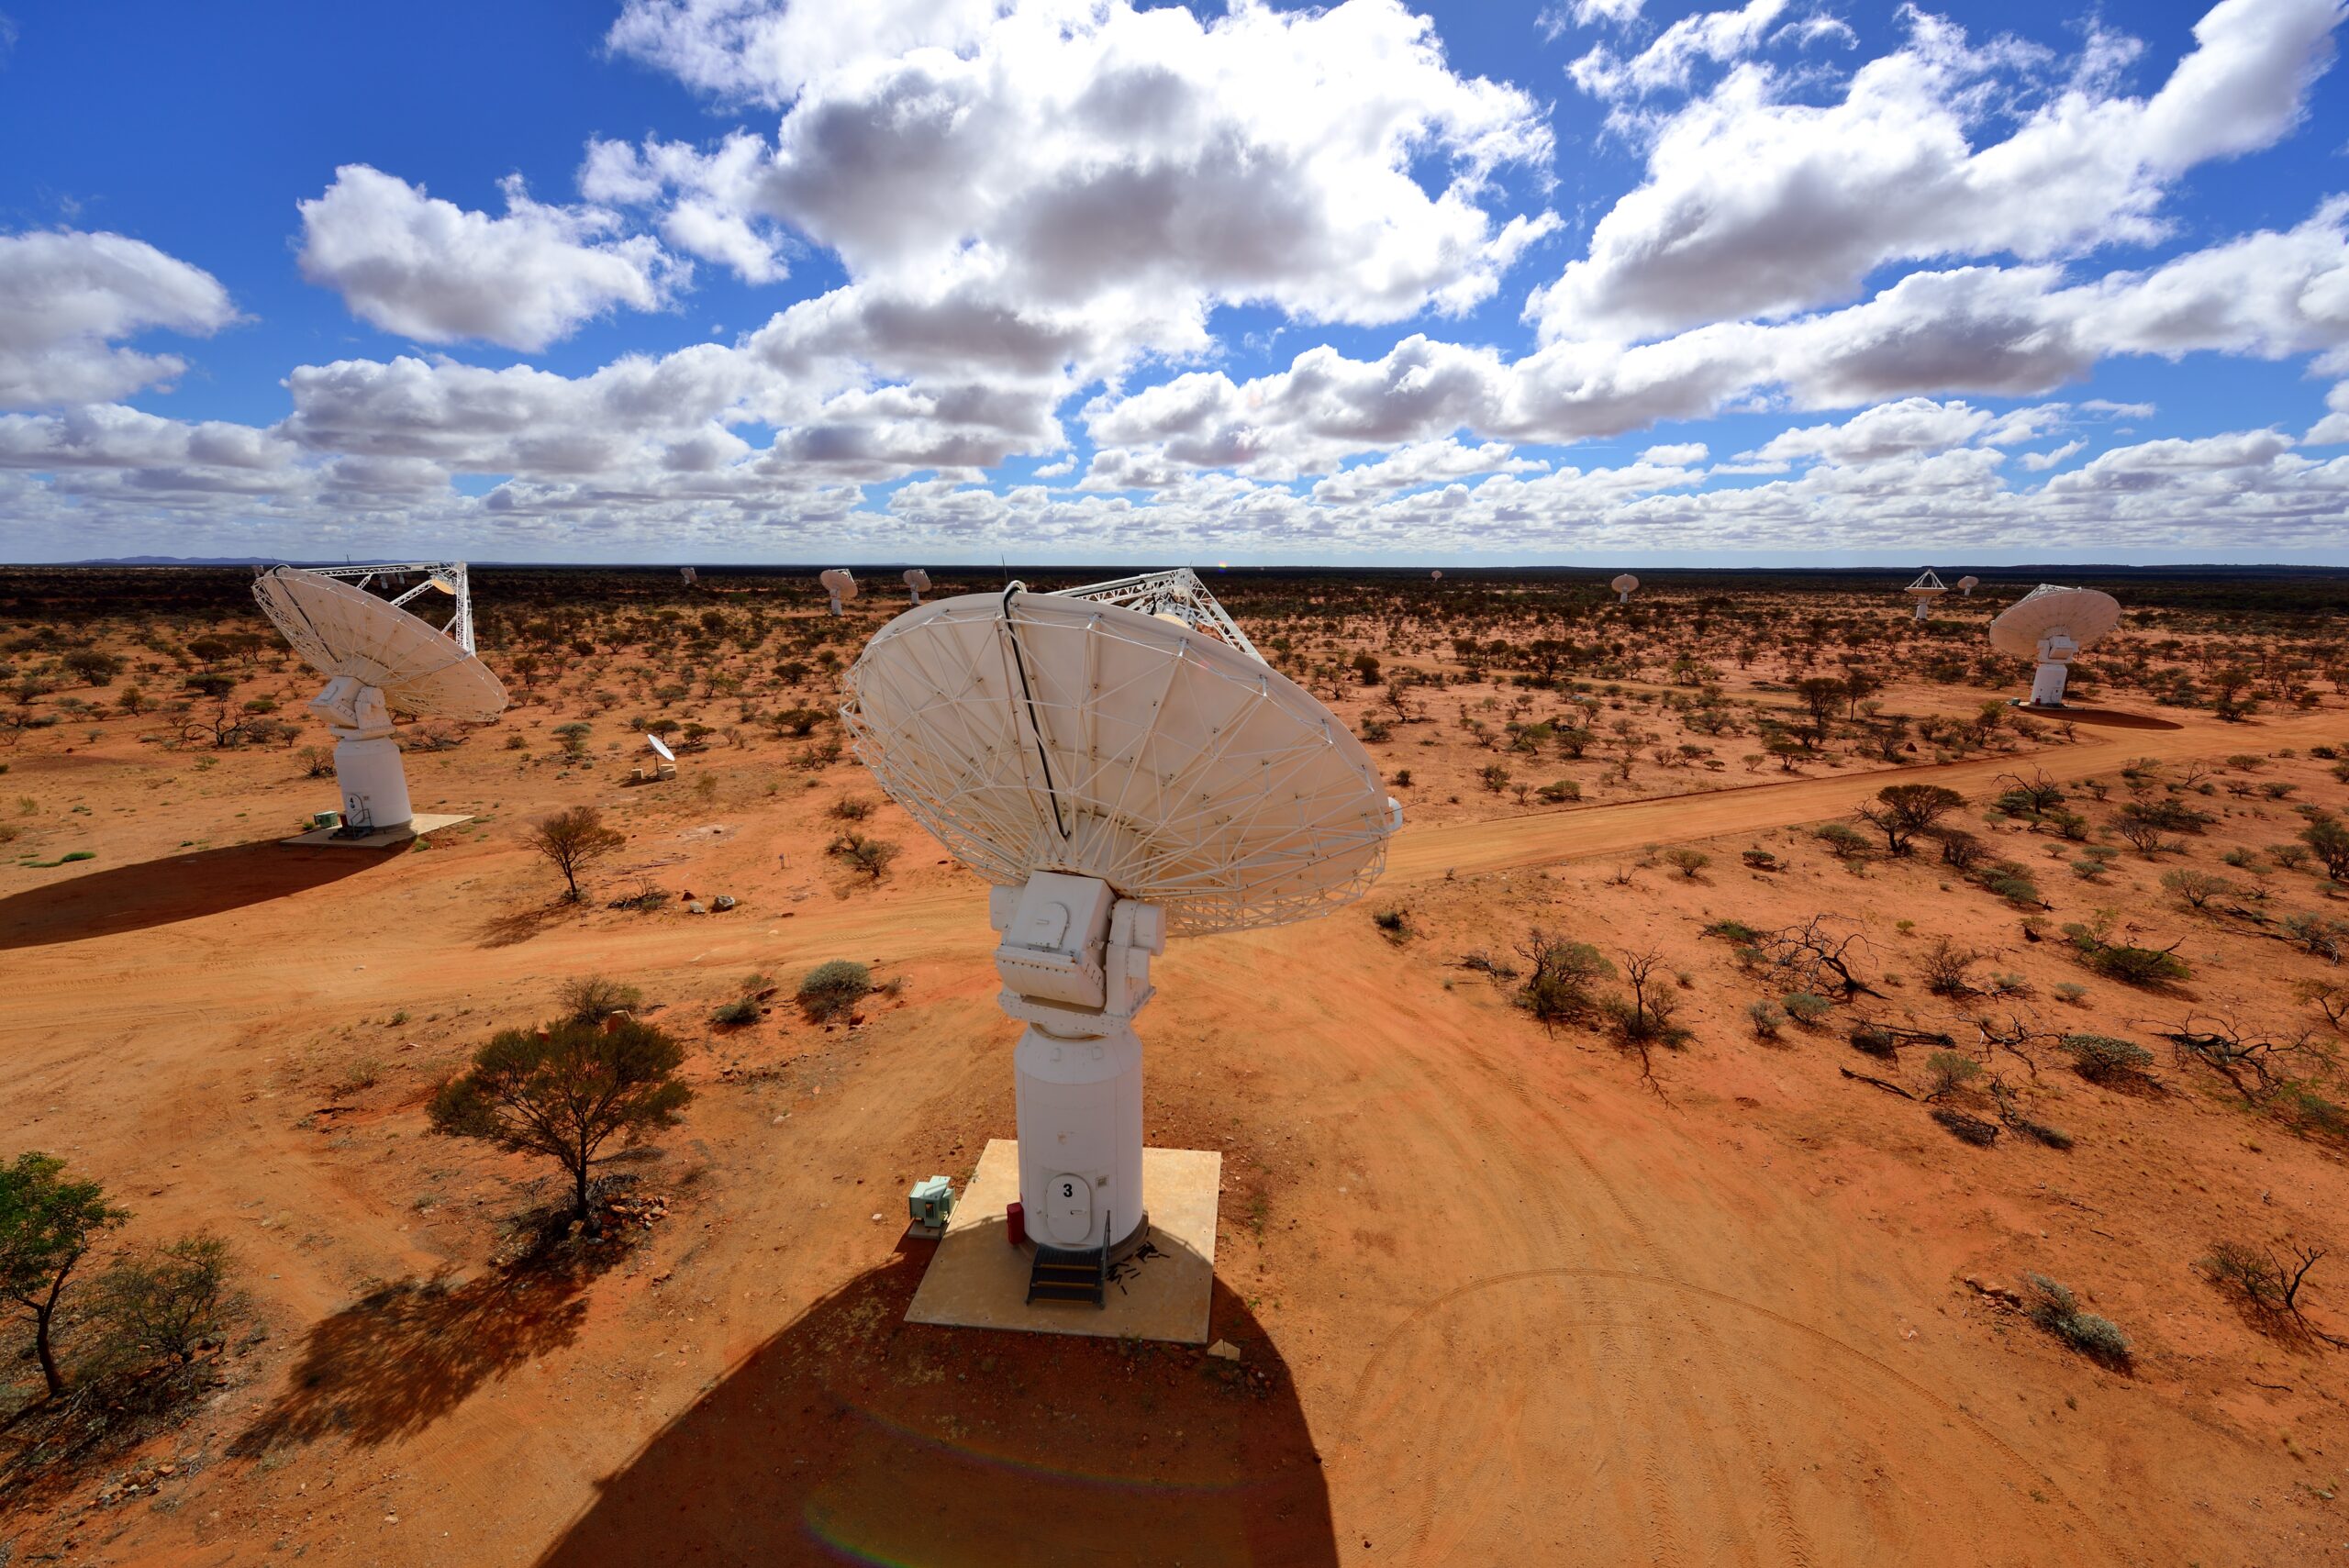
798 960 874 1021
1783 992 1832 1025
2023 1273 2130 1364
2061 1033 2153 1084
711 997 761 1027
1747 999 1786 1040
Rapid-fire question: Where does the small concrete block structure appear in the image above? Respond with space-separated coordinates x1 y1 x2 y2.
907 1139 1220 1344
279 811 472 849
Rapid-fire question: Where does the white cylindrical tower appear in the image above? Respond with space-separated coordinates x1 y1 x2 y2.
332 734 413 829
1013 1022 1145 1251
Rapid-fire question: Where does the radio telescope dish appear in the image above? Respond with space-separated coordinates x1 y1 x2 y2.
1609 573 1639 605
1956 573 1980 596
1430 569 1442 581
904 567 931 605
1903 569 1950 621
843 583 1399 1261
647 733 676 763
819 567 858 616
252 563 507 835
1988 584 2121 706
680 566 698 587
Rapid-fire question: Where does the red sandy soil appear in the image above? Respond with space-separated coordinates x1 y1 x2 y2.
3 646 2348 1564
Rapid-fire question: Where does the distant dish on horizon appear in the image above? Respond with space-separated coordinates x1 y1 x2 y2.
1904 568 1950 621
819 568 858 616
1957 573 1980 596
1988 584 2121 707
904 567 931 605
251 562 507 835
1610 573 1639 605
679 566 697 587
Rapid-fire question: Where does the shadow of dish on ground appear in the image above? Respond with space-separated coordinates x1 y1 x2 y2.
2010 706 2183 732
538 1248 1338 1568
0 840 387 951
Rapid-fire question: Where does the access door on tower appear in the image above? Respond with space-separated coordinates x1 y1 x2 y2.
1045 1172 1095 1246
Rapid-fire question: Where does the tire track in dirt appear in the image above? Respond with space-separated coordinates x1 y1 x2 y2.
1341 1267 2122 1564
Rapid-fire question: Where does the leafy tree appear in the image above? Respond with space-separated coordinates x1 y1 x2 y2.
0 1152 128 1396
1513 931 1613 1031
1854 784 1965 855
2302 812 2349 882
529 806 627 901
557 974 643 1026
429 1018 692 1226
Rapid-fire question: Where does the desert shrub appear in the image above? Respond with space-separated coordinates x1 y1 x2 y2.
1782 992 1832 1025
710 997 761 1027
828 795 875 821
1854 784 1965 854
1536 779 1580 804
1371 906 1411 941
1478 762 1511 794
2161 868 2236 910
559 975 643 1025
1747 999 1786 1040
1606 951 1691 1048
1979 862 2043 907
86 1233 246 1369
1703 919 1764 944
797 960 873 1022
1931 1107 2000 1146
1919 937 1981 996
1937 829 1988 872
429 1018 691 1225
528 806 628 902
2022 1273 2130 1364
1815 822 1870 860
1663 848 1709 879
2062 924 2189 985
1515 932 1614 1029
2201 1239 2341 1343
827 830 901 880
1741 848 1778 872
1848 1021 1896 1058
2053 981 2088 1005
2281 913 2349 963
2292 807 2349 882
1922 1050 1983 1099
2060 1033 2152 1084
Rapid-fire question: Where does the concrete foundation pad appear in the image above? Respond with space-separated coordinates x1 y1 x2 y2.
279 812 472 849
907 1139 1219 1344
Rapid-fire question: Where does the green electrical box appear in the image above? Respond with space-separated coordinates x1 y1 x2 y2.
907 1175 955 1229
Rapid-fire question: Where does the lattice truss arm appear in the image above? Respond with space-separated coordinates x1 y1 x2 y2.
1055 569 1263 664
842 595 1395 937
294 562 476 651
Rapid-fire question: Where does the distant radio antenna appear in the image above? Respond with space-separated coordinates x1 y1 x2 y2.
251 562 507 836
1903 569 1949 621
1988 585 2121 707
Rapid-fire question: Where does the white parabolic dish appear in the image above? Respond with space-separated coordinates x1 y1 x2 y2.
1610 573 1638 594
1989 584 2121 659
842 591 1397 937
252 568 506 720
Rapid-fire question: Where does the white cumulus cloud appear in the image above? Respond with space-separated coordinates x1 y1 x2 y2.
296 165 686 351
0 229 237 408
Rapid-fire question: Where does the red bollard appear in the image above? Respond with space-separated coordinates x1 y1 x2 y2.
1006 1200 1026 1247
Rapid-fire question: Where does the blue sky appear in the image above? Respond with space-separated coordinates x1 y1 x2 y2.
1 0 2345 564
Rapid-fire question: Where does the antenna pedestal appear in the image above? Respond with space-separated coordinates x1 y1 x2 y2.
990 873 1163 1253
2028 662 2071 706
1012 1022 1145 1253
327 735 412 831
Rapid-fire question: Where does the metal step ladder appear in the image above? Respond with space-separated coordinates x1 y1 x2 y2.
1025 1213 1110 1308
